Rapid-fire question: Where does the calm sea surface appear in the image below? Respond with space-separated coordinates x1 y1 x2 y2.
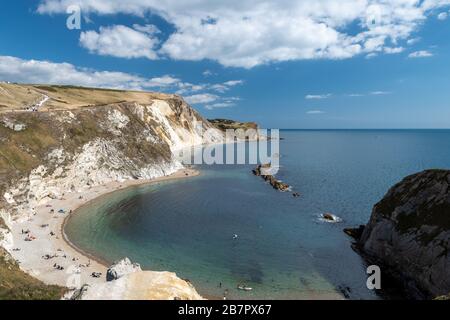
65 130 450 299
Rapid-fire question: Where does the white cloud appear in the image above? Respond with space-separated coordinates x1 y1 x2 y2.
209 84 228 93
305 94 331 100
210 80 244 93
204 102 235 110
37 0 450 68
384 47 404 54
437 12 448 20
407 37 421 45
0 55 152 90
347 93 364 97
408 50 434 58
0 55 210 94
132 24 161 35
370 91 392 95
306 110 325 114
184 93 219 104
176 79 243 95
202 70 215 77
80 25 159 59
145 75 180 87
175 82 206 95
223 80 244 87
365 52 378 59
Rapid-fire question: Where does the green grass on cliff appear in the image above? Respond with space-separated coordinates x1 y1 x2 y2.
208 118 258 131
0 248 66 300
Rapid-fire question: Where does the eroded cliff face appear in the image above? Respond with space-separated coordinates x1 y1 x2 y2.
0 96 223 227
0 89 230 300
358 170 450 298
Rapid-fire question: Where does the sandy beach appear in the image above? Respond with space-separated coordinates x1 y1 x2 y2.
8 168 199 293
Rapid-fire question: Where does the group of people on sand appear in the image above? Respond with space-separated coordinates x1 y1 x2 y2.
17 198 104 281
21 229 37 241
78 259 91 268
46 250 101 277
42 253 57 260
53 263 64 270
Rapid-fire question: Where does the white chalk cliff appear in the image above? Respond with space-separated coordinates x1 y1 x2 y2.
0 93 229 300
1 98 224 223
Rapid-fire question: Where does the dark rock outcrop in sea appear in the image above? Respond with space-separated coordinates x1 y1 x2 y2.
253 164 291 192
346 170 450 298
321 213 342 223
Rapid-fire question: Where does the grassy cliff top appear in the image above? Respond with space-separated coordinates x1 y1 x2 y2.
0 83 175 113
208 118 258 131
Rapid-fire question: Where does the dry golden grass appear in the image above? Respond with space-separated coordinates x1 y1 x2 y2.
0 83 175 113
0 83 43 111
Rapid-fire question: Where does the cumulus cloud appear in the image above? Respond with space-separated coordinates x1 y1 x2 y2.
184 93 220 104
209 80 244 93
384 47 404 54
202 70 215 77
407 37 421 45
145 75 180 87
223 80 244 86
175 79 243 96
204 102 235 110
408 50 434 58
437 12 448 20
80 25 159 59
37 0 450 68
0 55 154 90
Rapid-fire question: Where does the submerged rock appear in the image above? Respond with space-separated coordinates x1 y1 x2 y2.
106 257 142 281
355 170 450 298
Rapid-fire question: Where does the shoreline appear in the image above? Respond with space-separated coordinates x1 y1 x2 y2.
8 167 200 292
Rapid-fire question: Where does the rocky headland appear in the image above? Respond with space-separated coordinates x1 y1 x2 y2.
345 170 450 299
253 164 292 193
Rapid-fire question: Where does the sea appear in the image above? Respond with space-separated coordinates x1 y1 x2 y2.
65 130 450 299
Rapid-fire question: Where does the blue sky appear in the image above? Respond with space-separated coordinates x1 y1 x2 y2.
1 1 450 129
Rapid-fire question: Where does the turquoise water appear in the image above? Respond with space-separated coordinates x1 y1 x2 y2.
65 130 450 299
